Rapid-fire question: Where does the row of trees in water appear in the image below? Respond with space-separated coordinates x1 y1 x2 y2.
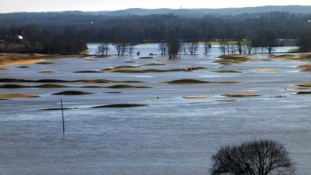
0 11 311 55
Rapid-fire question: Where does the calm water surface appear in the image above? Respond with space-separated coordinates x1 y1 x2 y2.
0 44 310 175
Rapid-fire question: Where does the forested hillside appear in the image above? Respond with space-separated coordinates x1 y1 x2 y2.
1 6 311 54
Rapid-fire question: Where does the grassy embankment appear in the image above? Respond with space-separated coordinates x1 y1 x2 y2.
0 53 80 66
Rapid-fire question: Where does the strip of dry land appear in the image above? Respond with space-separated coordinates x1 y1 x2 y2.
0 53 78 66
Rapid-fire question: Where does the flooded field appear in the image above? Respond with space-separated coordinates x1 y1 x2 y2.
0 44 310 175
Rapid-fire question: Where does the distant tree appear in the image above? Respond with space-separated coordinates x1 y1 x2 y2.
97 43 109 56
228 42 236 54
245 40 253 54
219 39 229 55
167 39 181 58
298 31 311 52
203 42 211 55
235 34 243 54
210 139 295 175
188 42 199 55
114 43 128 56
158 41 167 55
180 42 187 55
262 29 278 54
128 43 135 55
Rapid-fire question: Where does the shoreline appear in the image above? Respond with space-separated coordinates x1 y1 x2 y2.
0 53 80 66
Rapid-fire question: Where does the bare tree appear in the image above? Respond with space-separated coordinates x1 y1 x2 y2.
114 43 128 56
188 41 199 55
228 42 236 54
158 41 167 55
210 139 295 175
96 43 109 56
203 41 211 55
128 43 135 55
219 39 229 55
180 42 187 55
245 40 252 54
167 38 181 59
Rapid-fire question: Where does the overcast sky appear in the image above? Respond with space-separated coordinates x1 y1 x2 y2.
1 0 311 13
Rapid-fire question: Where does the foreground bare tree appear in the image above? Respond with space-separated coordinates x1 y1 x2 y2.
96 43 109 56
210 140 295 175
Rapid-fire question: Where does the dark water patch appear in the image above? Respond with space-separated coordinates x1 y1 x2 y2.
40 107 77 111
81 86 106 88
164 79 239 84
73 70 100 73
17 66 30 68
164 79 207 84
106 84 152 88
36 79 71 83
124 61 135 63
139 56 153 59
36 62 54 64
115 65 140 69
0 78 71 83
92 103 148 108
222 94 260 97
0 84 68 88
102 68 184 73
36 84 69 88
75 79 112 83
0 84 29 88
52 91 92 95
75 79 144 84
214 70 242 73
271 95 286 98
0 78 31 82
217 100 237 102
296 91 311 95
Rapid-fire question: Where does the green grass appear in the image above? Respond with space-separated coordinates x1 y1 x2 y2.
80 49 90 55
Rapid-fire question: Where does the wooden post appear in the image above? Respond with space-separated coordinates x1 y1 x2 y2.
61 98 65 134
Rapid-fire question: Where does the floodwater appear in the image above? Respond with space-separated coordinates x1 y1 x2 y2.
0 44 310 175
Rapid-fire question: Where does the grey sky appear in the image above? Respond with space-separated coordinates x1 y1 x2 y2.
1 0 311 13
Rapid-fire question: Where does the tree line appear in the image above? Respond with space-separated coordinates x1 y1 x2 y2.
0 11 311 55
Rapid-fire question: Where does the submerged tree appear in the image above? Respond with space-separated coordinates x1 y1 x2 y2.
298 31 311 52
97 43 109 56
210 139 295 175
158 41 168 55
188 41 199 55
167 39 181 59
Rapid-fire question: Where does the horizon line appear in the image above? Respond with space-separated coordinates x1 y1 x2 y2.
1 5 311 14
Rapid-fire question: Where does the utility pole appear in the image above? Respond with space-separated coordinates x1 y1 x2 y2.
61 99 65 134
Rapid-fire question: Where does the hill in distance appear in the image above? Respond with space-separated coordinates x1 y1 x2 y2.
86 5 311 17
